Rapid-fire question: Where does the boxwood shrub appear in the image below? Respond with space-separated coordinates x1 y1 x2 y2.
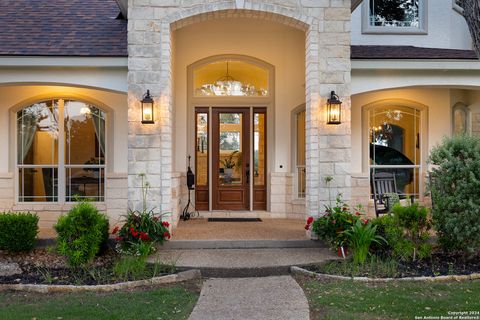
54 202 109 266
0 212 39 252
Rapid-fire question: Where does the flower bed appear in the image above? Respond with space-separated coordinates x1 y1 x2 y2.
0 247 176 286
299 251 480 279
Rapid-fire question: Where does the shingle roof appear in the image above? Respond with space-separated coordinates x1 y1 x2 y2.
351 45 478 60
0 1 477 61
0 0 127 56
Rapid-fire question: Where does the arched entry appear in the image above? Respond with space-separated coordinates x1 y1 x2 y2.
188 55 274 211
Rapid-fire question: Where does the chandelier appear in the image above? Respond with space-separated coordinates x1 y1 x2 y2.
197 62 268 97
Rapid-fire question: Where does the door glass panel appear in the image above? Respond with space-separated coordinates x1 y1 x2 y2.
254 113 265 186
196 112 208 186
219 113 243 185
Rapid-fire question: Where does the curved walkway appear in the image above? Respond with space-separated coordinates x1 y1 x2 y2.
188 276 309 320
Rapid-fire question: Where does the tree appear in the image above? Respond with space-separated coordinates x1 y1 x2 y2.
459 0 480 58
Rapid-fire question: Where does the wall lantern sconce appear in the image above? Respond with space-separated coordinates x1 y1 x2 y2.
141 90 154 124
326 91 342 125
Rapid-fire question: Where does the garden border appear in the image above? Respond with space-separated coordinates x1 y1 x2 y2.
291 266 480 282
0 269 201 293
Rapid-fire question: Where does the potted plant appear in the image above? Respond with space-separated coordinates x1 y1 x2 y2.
220 151 239 182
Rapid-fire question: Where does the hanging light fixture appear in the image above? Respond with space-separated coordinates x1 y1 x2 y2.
141 90 154 124
326 91 342 125
198 61 267 97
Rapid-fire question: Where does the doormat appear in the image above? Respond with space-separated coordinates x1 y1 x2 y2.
208 218 262 222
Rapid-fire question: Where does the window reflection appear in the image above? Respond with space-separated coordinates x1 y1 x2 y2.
17 100 106 202
369 105 421 197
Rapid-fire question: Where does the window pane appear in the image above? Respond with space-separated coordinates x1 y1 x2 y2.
66 167 105 202
254 113 265 186
370 106 420 166
371 167 419 198
194 60 269 97
18 167 58 202
296 110 306 198
369 0 420 27
17 101 58 165
65 101 105 165
196 112 208 187
219 113 243 185
453 108 467 135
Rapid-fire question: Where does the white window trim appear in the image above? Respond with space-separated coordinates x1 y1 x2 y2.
361 0 428 35
362 100 429 201
291 104 306 200
15 99 107 204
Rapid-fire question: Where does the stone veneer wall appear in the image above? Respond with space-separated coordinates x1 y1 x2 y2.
128 0 353 221
0 175 127 232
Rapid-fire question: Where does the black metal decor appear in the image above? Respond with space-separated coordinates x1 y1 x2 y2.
182 155 199 221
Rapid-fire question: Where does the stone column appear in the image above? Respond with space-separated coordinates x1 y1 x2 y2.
127 6 173 218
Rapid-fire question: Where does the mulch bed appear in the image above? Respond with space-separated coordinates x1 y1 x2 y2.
0 248 174 286
302 251 480 278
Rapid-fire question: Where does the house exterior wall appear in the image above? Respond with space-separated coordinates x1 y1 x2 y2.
127 0 353 221
351 0 473 50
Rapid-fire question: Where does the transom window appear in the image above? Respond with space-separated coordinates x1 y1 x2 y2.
17 99 106 202
368 105 421 198
194 60 269 97
363 0 426 34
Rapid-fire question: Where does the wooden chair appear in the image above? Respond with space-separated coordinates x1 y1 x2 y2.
371 172 397 217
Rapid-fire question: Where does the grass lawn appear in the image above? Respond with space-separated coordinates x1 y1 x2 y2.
298 277 480 320
0 284 199 320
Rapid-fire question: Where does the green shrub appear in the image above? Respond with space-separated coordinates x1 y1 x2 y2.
371 203 432 261
0 212 39 252
311 194 361 249
429 135 480 254
54 202 109 266
344 220 386 264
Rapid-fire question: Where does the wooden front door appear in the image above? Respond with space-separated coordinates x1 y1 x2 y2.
212 108 250 210
194 107 267 211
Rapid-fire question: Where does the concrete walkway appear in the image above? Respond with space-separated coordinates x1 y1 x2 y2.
188 276 309 320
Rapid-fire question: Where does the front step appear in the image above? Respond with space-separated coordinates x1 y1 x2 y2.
162 239 327 250
150 247 336 278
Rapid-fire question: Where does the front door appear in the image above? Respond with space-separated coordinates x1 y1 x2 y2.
195 107 267 211
212 108 250 210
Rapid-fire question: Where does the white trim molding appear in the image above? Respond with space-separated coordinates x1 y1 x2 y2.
361 0 428 35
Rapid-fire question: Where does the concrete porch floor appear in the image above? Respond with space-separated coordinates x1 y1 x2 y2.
172 218 308 241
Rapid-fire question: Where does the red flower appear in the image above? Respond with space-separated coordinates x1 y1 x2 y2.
115 236 123 241
112 226 119 234
162 221 170 228
163 231 171 239
355 212 361 216
130 227 139 238
139 232 150 241
306 217 314 225
304 225 310 230
361 219 369 225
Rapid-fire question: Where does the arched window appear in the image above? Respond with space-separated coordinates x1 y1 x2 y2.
17 99 106 202
368 105 422 197
193 59 269 97
452 103 469 135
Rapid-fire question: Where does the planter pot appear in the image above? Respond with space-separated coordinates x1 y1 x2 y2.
306 229 318 240
337 246 348 258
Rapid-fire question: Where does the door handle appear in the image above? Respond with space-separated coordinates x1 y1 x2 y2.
246 163 250 184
